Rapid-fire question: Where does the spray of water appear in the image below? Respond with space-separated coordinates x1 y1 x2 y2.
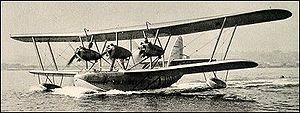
28 79 294 102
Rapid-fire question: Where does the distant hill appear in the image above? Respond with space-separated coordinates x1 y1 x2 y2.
1 63 39 70
217 50 299 68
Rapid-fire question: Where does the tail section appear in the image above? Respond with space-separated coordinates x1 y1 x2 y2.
167 36 184 66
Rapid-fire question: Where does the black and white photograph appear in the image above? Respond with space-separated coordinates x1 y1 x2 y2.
1 1 299 112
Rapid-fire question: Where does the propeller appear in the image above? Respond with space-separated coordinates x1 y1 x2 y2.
66 28 132 71
66 46 107 66
66 28 100 66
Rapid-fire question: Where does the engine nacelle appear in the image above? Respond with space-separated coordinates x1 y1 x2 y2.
139 42 164 57
77 47 102 61
106 44 132 59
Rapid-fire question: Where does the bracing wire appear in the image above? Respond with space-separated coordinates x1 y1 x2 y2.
55 42 85 70
166 33 206 60
215 30 231 60
185 33 206 47
189 37 217 56
189 28 230 57
40 44 54 70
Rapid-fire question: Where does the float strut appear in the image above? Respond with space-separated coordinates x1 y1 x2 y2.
224 24 238 81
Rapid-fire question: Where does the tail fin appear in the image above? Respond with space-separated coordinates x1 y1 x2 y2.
167 36 183 66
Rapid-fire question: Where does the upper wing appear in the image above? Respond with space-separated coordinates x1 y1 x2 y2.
11 9 292 42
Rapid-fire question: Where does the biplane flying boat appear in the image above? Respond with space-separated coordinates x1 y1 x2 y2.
10 9 292 92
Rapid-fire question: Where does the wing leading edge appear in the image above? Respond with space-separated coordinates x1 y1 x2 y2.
11 9 292 42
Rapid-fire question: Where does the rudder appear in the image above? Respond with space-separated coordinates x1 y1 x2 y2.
167 36 183 66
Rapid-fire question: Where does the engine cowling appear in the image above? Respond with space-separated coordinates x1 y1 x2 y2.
139 42 164 58
106 44 132 59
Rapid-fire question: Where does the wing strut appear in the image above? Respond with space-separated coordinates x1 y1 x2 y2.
32 37 44 71
149 57 152 69
210 17 227 62
47 42 58 71
163 34 172 67
153 29 160 45
94 39 102 71
99 40 107 71
115 32 118 46
142 57 160 69
206 17 227 80
224 24 238 81
223 24 237 60
127 57 149 70
32 37 53 84
142 31 149 43
129 38 136 64
47 42 58 85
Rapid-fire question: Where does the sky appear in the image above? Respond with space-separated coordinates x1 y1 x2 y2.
1 1 299 65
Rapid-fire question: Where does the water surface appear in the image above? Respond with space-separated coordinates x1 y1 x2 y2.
1 68 299 112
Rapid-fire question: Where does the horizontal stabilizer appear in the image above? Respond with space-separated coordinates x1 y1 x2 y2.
169 58 216 66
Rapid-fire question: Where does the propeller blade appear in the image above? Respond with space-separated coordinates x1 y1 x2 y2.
94 38 100 53
88 35 94 49
99 41 110 64
101 40 108 54
67 54 77 66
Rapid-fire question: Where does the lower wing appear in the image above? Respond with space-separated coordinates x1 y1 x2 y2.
29 70 79 77
123 59 258 75
29 59 258 77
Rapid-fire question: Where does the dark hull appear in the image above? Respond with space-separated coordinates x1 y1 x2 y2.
74 71 183 91
73 59 258 91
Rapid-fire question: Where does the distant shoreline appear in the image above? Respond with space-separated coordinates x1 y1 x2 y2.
2 66 298 71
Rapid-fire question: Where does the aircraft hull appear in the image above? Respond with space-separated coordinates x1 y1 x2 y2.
74 71 184 91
